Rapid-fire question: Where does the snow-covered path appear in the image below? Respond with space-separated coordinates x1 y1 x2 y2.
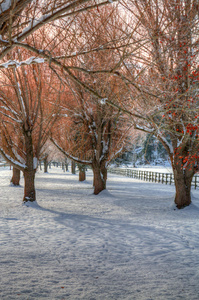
0 167 199 299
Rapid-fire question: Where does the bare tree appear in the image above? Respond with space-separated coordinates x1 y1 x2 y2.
0 0 118 61
52 72 130 194
50 7 131 194
0 54 61 202
118 0 199 208
0 3 133 110
10 166 20 185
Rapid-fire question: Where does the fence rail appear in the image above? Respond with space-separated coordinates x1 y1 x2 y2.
108 168 199 190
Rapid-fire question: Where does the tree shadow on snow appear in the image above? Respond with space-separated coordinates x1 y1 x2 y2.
23 200 122 229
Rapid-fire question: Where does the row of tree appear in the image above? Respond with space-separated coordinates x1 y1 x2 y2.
0 7 131 201
0 0 199 209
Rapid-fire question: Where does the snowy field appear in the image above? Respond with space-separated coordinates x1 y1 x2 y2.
0 166 199 300
120 165 173 173
133 166 173 173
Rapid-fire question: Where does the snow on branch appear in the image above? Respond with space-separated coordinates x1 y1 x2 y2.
134 124 154 133
12 148 26 165
0 0 12 13
0 57 45 69
100 98 108 105
0 110 20 123
16 0 118 43
0 148 26 170
16 12 52 41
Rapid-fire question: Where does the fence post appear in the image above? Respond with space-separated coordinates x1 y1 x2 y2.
166 174 168 185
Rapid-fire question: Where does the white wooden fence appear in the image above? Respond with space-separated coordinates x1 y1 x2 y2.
108 168 199 189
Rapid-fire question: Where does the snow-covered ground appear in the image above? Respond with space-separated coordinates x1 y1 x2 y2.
0 166 199 300
133 166 173 173
119 165 173 173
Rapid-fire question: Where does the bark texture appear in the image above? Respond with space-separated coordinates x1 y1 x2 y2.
78 164 86 181
11 167 20 186
65 163 69 171
92 163 107 195
174 168 193 209
23 130 36 202
71 161 76 174
79 169 86 181
23 169 36 202
65 159 69 171
44 158 48 173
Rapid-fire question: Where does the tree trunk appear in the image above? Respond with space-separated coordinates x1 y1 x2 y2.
44 158 48 173
101 166 107 185
11 167 20 186
23 129 36 202
173 168 193 209
77 164 86 181
65 158 69 171
79 169 86 181
23 169 36 202
71 160 76 174
92 165 106 195
65 162 69 171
